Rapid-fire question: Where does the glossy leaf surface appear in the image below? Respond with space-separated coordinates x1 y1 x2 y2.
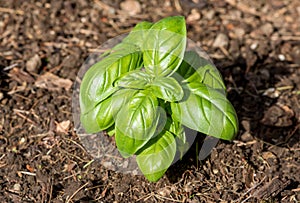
115 70 152 89
143 16 186 76
81 89 138 133
136 130 176 182
150 77 183 102
115 91 162 157
176 51 226 90
80 48 142 128
167 118 189 159
80 96 114 133
171 83 238 140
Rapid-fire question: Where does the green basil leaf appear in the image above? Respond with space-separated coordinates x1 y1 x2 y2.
99 21 152 59
176 51 226 90
185 64 226 91
115 91 163 157
168 119 185 142
122 21 153 47
110 88 139 116
81 87 138 133
167 118 189 159
149 77 184 102
106 125 115 137
171 83 238 140
136 130 176 182
80 49 142 117
143 16 186 77
110 21 153 54
80 96 114 133
114 70 152 89
175 51 204 80
176 133 189 159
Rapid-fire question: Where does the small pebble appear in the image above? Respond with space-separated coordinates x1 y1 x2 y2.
158 188 171 196
13 183 21 192
250 43 258 50
278 54 285 61
213 33 229 48
292 46 300 65
187 9 201 22
0 92 3 100
234 27 245 39
19 137 26 144
213 168 219 174
297 6 300 15
241 120 250 132
241 132 253 142
120 0 141 16
263 88 280 98
260 23 274 36
123 160 128 168
206 10 215 20
26 54 41 72
259 68 270 80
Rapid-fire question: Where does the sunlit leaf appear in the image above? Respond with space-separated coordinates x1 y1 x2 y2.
149 77 183 102
115 90 163 157
143 16 186 76
171 83 238 140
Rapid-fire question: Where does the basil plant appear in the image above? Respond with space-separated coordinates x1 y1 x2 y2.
80 16 238 182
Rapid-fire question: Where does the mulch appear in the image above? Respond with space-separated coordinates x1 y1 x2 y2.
0 0 299 202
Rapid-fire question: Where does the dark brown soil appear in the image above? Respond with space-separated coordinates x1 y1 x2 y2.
0 0 299 202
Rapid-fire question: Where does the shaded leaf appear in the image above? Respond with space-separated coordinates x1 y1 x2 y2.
167 118 189 159
106 125 115 137
136 130 176 182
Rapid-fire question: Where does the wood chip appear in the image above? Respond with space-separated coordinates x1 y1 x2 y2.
261 104 294 127
0 7 24 15
8 67 35 84
35 72 72 91
252 178 291 200
243 164 254 188
56 120 71 133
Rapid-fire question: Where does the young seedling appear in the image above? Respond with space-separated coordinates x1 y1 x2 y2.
80 16 238 182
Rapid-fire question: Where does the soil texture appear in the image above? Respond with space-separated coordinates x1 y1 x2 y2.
0 0 299 202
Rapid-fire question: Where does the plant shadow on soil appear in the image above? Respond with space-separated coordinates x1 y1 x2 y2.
165 56 300 184
166 132 217 183
217 57 299 147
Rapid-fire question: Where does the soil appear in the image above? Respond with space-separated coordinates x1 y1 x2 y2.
0 0 300 202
